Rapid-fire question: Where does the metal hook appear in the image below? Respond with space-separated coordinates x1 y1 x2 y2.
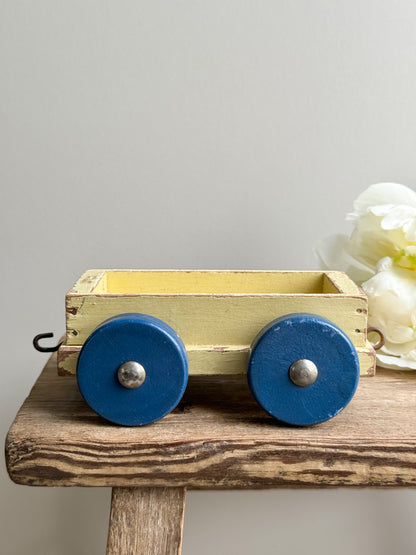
33 332 62 353
367 327 385 351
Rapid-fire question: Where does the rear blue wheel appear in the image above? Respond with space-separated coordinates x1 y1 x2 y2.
248 313 360 426
77 313 188 426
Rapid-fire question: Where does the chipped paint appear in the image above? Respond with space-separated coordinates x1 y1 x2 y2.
58 270 376 378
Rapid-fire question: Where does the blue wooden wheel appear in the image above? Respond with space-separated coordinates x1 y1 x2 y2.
248 313 360 426
77 313 188 426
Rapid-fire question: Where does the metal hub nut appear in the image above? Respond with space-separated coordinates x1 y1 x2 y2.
289 359 318 387
117 361 146 389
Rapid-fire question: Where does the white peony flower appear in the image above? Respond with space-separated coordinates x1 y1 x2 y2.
362 258 416 369
315 183 416 369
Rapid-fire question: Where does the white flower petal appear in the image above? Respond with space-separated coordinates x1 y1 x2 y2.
347 183 416 221
376 353 416 370
362 263 416 361
380 340 416 357
346 214 406 268
403 219 416 242
381 205 416 231
369 204 395 217
382 321 414 343
376 256 394 272
314 234 374 283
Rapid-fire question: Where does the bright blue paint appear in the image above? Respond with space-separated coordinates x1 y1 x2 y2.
247 313 360 426
77 313 188 426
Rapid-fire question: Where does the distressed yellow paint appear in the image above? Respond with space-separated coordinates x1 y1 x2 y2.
357 344 377 376
71 269 363 296
66 294 368 347
59 344 250 376
103 270 328 295
323 272 364 295
58 350 80 375
69 269 106 294
58 342 375 376
60 270 375 377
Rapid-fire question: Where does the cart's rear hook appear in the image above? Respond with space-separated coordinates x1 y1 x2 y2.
33 332 62 353
367 327 385 351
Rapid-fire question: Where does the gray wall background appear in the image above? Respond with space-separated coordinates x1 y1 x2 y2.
2 1 416 553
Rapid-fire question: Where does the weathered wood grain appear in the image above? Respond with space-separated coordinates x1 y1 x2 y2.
106 487 186 555
6 354 416 489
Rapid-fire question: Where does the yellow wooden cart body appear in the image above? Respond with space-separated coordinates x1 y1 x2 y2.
57 269 376 377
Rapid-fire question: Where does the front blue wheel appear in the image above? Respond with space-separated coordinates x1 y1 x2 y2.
77 313 188 426
248 313 360 426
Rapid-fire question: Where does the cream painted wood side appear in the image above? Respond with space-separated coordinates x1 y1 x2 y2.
66 294 368 347
68 269 107 295
70 268 362 295
102 269 328 294
58 342 375 376
58 348 79 375
324 271 365 295
58 345 251 376
357 345 376 376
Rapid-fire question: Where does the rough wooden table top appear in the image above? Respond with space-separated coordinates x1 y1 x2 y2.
6 354 416 489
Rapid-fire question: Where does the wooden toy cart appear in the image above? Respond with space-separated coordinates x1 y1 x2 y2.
35 269 379 427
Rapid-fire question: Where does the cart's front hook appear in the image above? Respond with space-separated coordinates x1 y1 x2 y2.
33 332 62 353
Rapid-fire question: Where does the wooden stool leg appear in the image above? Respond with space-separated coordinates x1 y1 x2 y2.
106 487 186 555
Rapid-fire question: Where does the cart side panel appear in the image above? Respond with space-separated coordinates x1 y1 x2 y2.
65 293 368 347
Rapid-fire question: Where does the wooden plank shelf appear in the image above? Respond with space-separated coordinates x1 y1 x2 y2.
6 354 416 489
